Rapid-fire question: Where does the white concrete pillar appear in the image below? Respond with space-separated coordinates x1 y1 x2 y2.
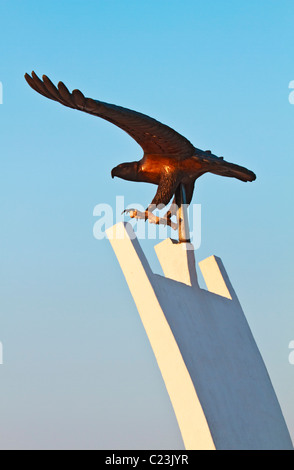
107 222 293 450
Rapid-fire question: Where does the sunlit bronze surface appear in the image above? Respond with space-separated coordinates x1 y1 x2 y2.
25 72 256 225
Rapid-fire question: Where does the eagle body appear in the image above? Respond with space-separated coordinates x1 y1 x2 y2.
138 154 202 184
25 72 256 213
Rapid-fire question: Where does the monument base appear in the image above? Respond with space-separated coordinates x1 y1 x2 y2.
107 222 293 450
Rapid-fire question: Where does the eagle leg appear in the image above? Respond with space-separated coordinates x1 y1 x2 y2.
163 197 177 220
161 181 195 221
122 173 181 231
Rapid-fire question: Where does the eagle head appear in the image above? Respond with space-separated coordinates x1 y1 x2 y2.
111 162 139 182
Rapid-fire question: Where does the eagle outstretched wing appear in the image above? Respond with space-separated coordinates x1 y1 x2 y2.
25 72 196 159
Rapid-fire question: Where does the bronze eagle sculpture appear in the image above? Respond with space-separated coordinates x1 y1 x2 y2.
25 72 256 230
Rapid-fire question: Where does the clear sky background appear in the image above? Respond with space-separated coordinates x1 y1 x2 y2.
0 0 293 449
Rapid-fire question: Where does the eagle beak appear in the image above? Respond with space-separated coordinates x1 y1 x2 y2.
111 165 120 179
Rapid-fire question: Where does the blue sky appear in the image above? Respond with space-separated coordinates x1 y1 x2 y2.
0 0 293 449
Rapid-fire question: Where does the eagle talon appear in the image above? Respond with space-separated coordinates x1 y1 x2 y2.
123 208 149 220
122 208 140 219
123 208 178 230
